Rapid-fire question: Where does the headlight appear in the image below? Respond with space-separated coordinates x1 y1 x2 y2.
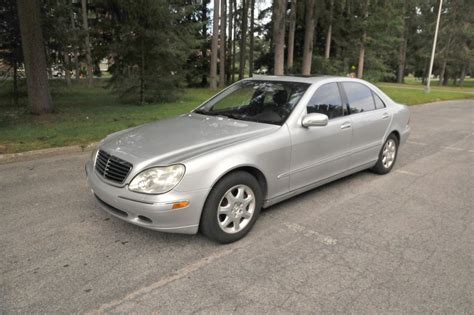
129 164 185 194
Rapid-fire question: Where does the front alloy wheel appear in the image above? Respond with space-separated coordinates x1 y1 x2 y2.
217 185 256 234
200 171 262 243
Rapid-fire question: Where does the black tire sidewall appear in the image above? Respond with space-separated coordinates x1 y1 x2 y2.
373 134 399 174
200 171 263 243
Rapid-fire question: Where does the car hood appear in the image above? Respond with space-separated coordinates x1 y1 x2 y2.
99 113 279 166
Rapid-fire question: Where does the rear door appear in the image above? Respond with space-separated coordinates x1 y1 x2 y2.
341 82 391 168
289 83 352 190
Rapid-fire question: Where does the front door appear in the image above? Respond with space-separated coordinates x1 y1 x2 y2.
289 83 353 191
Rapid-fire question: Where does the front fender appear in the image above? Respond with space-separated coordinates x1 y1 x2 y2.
174 126 292 201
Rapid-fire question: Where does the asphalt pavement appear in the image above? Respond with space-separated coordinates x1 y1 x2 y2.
1 100 473 313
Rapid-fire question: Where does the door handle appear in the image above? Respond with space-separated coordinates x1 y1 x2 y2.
340 121 351 129
382 113 390 120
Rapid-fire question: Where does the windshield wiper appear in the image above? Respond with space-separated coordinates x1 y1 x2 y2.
193 109 211 116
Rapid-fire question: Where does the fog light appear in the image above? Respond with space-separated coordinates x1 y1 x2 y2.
172 201 190 209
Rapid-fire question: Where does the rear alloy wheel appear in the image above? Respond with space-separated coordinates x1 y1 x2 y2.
372 134 399 174
200 172 262 243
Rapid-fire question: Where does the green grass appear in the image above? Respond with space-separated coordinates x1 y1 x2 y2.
0 78 473 154
0 80 218 153
377 83 474 105
403 75 474 88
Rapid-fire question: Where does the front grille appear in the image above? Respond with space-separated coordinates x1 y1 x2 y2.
95 150 132 184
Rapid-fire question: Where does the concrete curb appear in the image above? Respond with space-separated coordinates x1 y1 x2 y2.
0 142 98 165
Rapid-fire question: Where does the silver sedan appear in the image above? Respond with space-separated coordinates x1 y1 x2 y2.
85 76 410 243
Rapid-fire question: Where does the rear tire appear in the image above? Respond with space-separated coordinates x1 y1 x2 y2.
200 171 262 244
372 134 399 175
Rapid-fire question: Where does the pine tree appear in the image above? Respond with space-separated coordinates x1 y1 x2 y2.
16 0 53 114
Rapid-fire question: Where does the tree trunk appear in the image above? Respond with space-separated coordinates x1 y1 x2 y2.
357 0 369 79
219 0 226 87
70 10 80 82
287 0 297 72
140 38 145 105
438 59 447 86
17 0 53 114
227 0 233 83
210 0 219 89
357 34 366 79
302 0 316 75
239 0 249 80
397 0 408 83
273 0 286 75
324 0 333 59
459 64 466 87
64 51 71 86
397 37 407 83
442 66 449 86
81 0 93 86
422 59 429 85
13 62 19 107
249 0 255 77
231 0 237 82
200 0 209 87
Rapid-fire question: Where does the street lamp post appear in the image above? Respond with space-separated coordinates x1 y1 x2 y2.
425 0 444 93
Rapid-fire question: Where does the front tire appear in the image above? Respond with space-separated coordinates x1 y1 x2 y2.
200 171 263 243
372 134 399 175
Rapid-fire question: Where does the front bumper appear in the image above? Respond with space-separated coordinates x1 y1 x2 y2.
85 161 209 234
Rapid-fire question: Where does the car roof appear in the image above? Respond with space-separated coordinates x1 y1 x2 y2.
245 75 346 84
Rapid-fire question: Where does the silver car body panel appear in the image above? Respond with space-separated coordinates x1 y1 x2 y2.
86 75 410 234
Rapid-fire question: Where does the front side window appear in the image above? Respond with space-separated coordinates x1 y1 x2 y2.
306 83 344 119
194 80 309 125
342 82 376 114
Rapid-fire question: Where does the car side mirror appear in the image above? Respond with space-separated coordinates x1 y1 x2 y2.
301 113 329 127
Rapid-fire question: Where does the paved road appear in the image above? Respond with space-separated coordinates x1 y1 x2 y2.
1 100 473 313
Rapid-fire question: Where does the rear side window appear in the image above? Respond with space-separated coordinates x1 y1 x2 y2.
342 82 376 114
372 91 386 109
307 83 344 119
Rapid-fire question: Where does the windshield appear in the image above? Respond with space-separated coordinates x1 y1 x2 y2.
194 80 310 125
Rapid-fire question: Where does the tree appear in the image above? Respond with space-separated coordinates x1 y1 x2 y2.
239 0 249 80
81 0 93 86
302 0 316 75
324 0 334 59
272 0 286 75
0 0 22 106
219 0 226 87
228 0 234 82
287 0 297 72
397 0 409 83
357 0 369 79
103 0 197 103
70 7 81 82
16 0 53 114
231 0 238 82
210 0 219 88
248 0 255 77
200 0 210 87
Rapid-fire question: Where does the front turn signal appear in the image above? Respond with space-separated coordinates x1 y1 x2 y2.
172 201 190 209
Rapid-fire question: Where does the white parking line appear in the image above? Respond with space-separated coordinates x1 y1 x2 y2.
284 222 338 245
88 245 241 314
407 140 428 146
443 147 464 151
396 169 419 176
